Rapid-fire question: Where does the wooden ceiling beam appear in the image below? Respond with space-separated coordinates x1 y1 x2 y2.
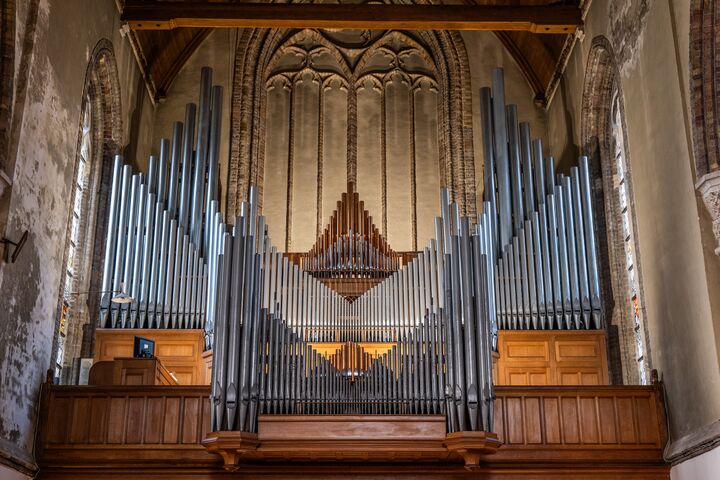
121 2 581 34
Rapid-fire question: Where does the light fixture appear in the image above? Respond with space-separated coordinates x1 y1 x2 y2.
68 283 135 305
1 230 28 263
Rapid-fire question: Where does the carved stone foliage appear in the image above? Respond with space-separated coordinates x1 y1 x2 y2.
696 171 720 255
229 17 475 253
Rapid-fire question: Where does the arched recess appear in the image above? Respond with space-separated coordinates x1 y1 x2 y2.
0 0 14 169
53 39 123 383
227 2 476 252
580 36 650 386
690 0 720 255
690 0 720 178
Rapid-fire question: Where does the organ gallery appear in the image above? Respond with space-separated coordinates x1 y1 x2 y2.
1 2 719 480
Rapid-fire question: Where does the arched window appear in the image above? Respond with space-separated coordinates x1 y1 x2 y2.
581 37 650 385
609 90 648 384
56 99 95 380
54 40 122 383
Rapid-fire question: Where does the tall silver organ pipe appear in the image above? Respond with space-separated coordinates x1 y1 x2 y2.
210 186 495 434
481 68 603 330
96 65 602 436
99 67 223 345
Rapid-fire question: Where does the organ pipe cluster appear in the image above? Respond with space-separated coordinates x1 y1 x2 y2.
480 69 603 330
211 187 495 434
99 67 223 344
291 182 412 279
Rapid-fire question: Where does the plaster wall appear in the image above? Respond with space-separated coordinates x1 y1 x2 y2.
0 0 152 473
150 29 235 216
461 30 548 215
671 444 720 480
546 0 720 450
153 30 547 251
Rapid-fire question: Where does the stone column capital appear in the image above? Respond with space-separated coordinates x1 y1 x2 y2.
696 170 720 255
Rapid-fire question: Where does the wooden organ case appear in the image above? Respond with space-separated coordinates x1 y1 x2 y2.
36 67 668 479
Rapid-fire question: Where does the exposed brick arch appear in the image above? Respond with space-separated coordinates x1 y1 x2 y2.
690 0 720 178
0 0 14 171
53 39 124 380
690 0 720 255
580 36 650 386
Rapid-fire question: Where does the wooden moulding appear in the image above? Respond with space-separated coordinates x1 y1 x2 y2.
202 431 259 470
444 431 502 471
203 415 452 467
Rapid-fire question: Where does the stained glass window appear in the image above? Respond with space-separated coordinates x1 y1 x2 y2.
611 91 648 384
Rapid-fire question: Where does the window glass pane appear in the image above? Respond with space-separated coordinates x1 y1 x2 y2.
76 157 86 182
58 99 93 383
612 90 646 383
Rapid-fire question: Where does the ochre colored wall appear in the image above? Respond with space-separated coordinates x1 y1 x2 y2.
546 0 720 454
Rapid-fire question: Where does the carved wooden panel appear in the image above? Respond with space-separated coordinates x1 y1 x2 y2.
37 383 668 478
93 329 207 385
491 385 668 466
496 330 609 385
37 385 216 468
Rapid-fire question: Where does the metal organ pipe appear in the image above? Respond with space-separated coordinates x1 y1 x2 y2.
97 65 604 439
480 67 604 332
99 68 222 344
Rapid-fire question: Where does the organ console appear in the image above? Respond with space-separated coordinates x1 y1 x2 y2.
96 65 605 440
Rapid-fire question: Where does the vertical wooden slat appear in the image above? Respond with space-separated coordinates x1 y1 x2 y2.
89 396 109 443
164 396 181 443
560 396 579 444
126 397 147 444
107 396 127 444
493 397 505 443
578 396 599 444
201 394 211 437
616 396 637 444
47 395 71 444
69 396 90 443
542 396 561 444
597 396 617 444
144 397 165 444
524 396 542 444
506 396 524 444
635 394 659 445
182 396 200 443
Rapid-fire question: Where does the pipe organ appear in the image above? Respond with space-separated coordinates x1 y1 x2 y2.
96 66 605 436
99 68 223 344
480 70 602 331
210 186 495 434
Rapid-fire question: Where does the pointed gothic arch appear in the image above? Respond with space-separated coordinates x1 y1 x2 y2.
228 12 475 253
53 39 123 382
580 36 650 386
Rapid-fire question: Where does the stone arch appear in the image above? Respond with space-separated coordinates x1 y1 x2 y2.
690 0 720 255
0 0 14 170
228 22 476 230
690 0 720 178
580 36 650 385
53 39 123 382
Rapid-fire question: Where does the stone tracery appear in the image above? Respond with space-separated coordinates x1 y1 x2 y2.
229 24 475 253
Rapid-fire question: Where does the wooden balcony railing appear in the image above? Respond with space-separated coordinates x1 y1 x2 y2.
37 381 669 478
